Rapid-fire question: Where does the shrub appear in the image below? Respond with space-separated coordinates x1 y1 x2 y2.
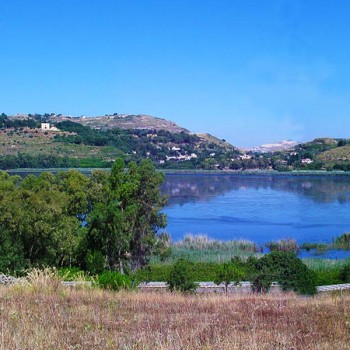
313 269 343 286
85 250 105 275
252 251 317 295
96 271 132 291
58 267 88 281
214 262 243 294
167 258 197 293
340 261 350 283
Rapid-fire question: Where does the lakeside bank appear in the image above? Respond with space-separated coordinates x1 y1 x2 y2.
6 167 350 176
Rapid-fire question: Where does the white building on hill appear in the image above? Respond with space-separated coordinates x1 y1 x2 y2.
41 123 59 131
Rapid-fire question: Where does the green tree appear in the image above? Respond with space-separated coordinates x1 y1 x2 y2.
251 251 317 295
85 159 167 273
214 262 244 294
167 258 197 293
0 171 87 269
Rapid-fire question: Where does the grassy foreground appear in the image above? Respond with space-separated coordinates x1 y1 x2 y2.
1 281 350 349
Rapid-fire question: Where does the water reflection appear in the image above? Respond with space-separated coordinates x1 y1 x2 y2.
162 175 350 206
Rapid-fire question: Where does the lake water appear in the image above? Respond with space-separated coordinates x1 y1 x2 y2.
8 169 350 258
162 174 350 256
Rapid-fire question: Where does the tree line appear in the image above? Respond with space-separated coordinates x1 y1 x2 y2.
0 159 169 273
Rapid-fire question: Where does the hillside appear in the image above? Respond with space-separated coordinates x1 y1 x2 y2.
316 144 350 162
72 114 190 133
262 137 350 171
0 113 242 170
2 113 350 172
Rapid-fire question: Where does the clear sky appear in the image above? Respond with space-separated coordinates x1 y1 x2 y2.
1 0 350 147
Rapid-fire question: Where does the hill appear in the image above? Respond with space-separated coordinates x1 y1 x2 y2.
0 113 242 170
2 113 350 172
72 114 190 133
260 137 350 171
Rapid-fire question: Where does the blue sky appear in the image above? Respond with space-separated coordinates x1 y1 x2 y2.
1 0 350 147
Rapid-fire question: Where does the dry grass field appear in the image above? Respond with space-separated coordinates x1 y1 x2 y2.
1 276 349 350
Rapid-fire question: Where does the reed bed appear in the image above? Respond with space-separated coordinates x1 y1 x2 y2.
266 239 299 253
155 234 259 263
175 234 258 252
0 277 349 349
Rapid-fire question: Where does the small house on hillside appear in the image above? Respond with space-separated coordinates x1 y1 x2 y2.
41 123 50 130
41 123 59 132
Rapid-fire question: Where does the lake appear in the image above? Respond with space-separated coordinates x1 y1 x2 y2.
8 169 350 258
161 174 350 252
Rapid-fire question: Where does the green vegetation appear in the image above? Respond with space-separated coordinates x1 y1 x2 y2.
3 114 350 172
0 113 38 129
304 258 350 285
250 252 317 295
96 271 132 291
0 159 167 273
300 233 350 253
166 258 198 293
214 261 244 294
333 233 350 249
152 234 259 264
0 157 349 297
263 137 350 171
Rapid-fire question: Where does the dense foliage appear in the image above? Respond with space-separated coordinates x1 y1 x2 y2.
135 253 322 295
250 251 317 295
96 271 132 290
0 159 168 273
166 258 198 292
0 113 38 129
214 262 244 294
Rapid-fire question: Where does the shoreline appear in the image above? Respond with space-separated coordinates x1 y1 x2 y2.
6 167 350 177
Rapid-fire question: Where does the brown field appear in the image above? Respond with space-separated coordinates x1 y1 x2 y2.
1 281 349 350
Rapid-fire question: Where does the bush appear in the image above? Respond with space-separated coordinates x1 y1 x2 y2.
252 251 317 295
214 262 244 294
96 271 132 291
340 261 350 283
58 267 87 281
167 258 197 293
85 250 105 275
313 269 342 286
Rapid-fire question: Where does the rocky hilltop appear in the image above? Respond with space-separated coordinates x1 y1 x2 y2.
250 140 299 153
47 113 189 133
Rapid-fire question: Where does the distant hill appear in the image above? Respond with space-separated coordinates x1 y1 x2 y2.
1 113 349 172
48 114 189 133
250 140 299 153
266 137 350 171
0 113 242 170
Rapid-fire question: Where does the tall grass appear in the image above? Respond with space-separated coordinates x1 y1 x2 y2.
176 234 258 252
333 233 350 249
0 279 349 349
304 258 350 285
153 234 259 263
266 238 299 253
